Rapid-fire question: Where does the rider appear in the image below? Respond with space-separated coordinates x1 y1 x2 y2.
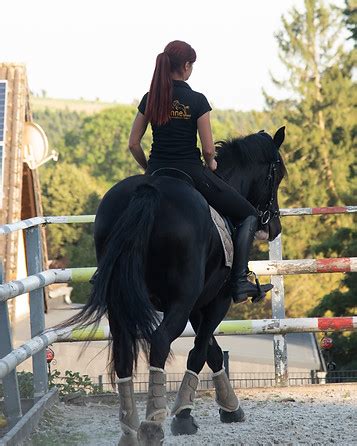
128 40 273 303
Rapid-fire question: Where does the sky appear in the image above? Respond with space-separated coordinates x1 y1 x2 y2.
0 0 341 111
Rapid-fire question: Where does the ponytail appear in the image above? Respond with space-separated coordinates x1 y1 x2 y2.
145 41 197 127
145 52 173 126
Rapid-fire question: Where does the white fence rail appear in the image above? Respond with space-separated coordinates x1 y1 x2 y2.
0 206 356 431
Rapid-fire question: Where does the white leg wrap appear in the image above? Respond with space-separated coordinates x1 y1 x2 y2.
117 377 140 437
212 369 239 412
146 367 168 422
171 369 199 415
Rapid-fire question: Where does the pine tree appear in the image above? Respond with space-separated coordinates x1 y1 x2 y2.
307 0 357 371
309 228 357 369
262 0 356 332
268 0 355 207
344 0 357 44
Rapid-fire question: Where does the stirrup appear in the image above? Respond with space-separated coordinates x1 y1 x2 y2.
248 271 263 300
248 271 273 303
231 270 259 304
231 271 272 304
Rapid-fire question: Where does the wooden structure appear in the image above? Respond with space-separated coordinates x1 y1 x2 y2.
0 63 48 321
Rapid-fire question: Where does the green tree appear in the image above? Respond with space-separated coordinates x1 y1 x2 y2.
39 162 104 260
344 0 357 44
269 0 355 206
258 0 356 366
33 108 85 156
309 228 357 369
229 0 356 323
40 162 106 302
69 106 148 183
310 2 357 365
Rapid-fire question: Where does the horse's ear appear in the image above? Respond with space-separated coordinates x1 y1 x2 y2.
273 126 285 149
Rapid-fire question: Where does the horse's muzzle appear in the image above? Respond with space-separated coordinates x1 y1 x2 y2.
267 217 282 242
254 229 269 241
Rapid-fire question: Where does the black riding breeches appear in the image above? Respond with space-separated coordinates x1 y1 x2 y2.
147 163 257 224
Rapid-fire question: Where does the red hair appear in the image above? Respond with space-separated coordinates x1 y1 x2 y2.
145 41 197 126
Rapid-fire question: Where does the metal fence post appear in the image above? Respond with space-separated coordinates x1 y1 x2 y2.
0 259 23 427
25 226 48 401
98 375 103 393
269 234 288 386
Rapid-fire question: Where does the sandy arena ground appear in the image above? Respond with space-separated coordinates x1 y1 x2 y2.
26 384 356 446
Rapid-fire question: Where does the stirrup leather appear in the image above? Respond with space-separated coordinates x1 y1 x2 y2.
247 271 265 303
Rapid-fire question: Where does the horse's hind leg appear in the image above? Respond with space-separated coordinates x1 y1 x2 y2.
207 336 245 423
118 376 140 446
109 320 140 446
170 311 202 436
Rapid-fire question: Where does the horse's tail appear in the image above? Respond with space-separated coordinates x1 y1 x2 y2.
59 183 161 382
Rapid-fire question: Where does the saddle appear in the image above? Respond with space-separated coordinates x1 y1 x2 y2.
151 167 195 186
151 168 234 267
209 207 234 267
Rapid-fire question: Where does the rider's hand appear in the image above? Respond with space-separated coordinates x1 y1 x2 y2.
208 159 217 171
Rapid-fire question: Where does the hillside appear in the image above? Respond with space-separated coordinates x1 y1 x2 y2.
30 96 126 114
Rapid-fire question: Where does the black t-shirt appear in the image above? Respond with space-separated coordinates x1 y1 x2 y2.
138 80 212 166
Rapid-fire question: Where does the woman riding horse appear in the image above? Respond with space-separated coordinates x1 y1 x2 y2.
58 41 286 445
129 40 273 304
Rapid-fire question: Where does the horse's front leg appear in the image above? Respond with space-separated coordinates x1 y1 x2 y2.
171 369 200 435
171 359 245 431
207 336 245 423
170 297 231 436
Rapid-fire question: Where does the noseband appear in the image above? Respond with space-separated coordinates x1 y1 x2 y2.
256 160 281 226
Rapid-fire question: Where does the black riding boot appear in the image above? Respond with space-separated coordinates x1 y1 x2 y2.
230 215 273 304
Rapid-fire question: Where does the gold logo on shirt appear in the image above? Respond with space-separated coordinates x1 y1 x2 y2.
170 100 191 119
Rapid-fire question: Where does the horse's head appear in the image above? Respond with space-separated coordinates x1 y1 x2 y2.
216 127 287 242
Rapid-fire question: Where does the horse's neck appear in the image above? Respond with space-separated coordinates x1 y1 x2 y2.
218 165 252 199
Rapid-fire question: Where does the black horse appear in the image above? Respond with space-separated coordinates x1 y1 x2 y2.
65 127 286 445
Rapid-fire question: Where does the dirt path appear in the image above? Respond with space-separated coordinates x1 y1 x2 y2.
26 384 357 445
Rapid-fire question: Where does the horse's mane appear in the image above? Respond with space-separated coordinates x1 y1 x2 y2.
216 131 285 172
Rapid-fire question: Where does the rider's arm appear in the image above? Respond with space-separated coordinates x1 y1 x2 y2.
129 112 149 170
197 111 217 171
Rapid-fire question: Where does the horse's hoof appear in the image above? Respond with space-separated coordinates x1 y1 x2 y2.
171 414 199 436
137 421 164 446
118 432 140 446
219 406 245 423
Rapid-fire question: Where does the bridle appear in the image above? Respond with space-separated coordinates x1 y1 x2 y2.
216 150 282 227
256 159 281 226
